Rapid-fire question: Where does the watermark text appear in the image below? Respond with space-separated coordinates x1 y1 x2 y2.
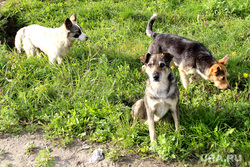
200 154 242 163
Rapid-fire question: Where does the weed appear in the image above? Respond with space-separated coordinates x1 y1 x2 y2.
0 149 7 155
26 144 36 155
4 163 11 167
35 148 55 167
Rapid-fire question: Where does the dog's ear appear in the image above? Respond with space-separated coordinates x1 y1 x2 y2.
70 14 77 24
209 64 221 76
140 53 151 64
64 18 72 30
163 52 174 62
218 55 230 66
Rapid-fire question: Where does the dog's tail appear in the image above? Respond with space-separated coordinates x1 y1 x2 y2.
146 13 158 39
15 27 25 53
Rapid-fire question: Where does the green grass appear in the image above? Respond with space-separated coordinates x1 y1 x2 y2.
0 0 249 166
26 144 36 155
35 147 55 167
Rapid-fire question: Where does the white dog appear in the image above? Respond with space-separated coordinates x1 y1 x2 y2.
15 14 88 64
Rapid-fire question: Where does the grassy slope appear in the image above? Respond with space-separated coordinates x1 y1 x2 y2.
0 0 249 165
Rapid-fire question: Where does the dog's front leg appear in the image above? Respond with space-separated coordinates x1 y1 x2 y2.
147 108 156 144
171 106 179 132
56 56 63 65
179 63 189 89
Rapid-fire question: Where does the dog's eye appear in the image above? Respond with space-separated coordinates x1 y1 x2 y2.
222 77 225 80
73 30 81 38
73 33 80 38
160 63 165 68
148 64 152 68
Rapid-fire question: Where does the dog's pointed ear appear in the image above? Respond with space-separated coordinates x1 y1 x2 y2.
209 64 221 76
64 18 72 30
70 14 76 24
163 52 174 62
140 53 151 64
218 55 230 66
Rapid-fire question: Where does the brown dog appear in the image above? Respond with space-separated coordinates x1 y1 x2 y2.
146 14 230 89
132 52 179 143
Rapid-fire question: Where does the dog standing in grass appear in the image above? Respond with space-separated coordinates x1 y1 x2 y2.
146 13 230 89
15 14 88 64
132 52 179 144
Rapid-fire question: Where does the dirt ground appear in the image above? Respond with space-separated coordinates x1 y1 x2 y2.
0 130 182 167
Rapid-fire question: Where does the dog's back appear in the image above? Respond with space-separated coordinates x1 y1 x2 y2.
146 14 215 66
26 25 70 55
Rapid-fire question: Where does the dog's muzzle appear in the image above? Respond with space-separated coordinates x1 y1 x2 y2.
78 33 88 42
153 72 160 82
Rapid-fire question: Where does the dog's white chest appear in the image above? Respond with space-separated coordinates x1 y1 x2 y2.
148 98 176 122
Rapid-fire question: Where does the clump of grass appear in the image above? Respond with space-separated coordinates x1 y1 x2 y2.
0 149 8 155
35 148 55 167
26 144 37 155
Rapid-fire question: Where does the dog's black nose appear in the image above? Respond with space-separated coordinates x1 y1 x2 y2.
153 72 160 81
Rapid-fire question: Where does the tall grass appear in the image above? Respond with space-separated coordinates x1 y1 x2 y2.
0 0 249 166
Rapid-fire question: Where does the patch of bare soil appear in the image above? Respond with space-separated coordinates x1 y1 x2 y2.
0 130 180 167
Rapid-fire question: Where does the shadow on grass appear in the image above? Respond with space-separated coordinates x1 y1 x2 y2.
0 14 28 48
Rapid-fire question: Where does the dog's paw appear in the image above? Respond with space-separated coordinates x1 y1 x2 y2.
150 141 158 149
